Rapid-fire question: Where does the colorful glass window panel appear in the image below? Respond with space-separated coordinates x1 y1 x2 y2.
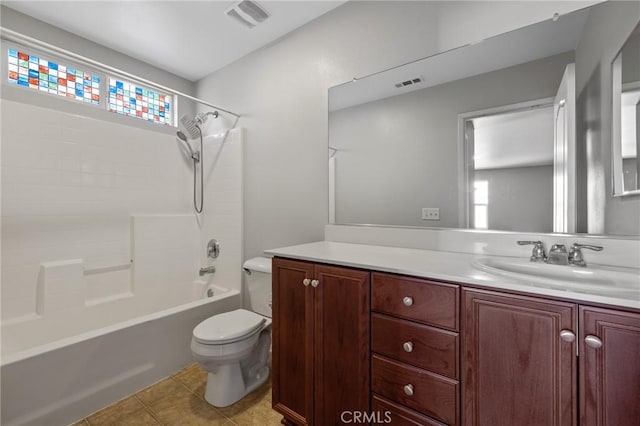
7 48 100 104
108 78 172 125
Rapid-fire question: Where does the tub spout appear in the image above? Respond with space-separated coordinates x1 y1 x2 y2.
199 266 216 276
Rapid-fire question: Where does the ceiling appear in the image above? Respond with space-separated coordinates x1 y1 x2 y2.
4 1 346 82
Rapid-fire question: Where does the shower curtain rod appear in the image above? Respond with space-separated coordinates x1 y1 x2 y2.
0 27 241 118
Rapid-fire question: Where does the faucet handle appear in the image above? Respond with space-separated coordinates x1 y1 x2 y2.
568 243 603 267
517 240 547 262
571 243 603 252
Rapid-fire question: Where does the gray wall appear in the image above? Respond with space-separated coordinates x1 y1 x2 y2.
330 52 572 228
196 1 595 258
575 1 640 236
476 165 553 233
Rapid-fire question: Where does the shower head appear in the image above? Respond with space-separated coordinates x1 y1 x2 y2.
179 115 202 140
176 130 199 161
179 111 219 140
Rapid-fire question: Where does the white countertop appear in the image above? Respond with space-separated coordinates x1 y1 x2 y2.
265 241 640 311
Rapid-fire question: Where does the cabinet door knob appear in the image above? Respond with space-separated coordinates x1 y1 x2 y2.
403 296 414 307
559 329 576 342
311 279 319 288
403 384 414 396
403 341 413 353
303 279 311 287
585 335 603 349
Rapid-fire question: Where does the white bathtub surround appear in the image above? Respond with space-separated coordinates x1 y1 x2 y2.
266 240 640 310
325 225 640 270
1 98 245 424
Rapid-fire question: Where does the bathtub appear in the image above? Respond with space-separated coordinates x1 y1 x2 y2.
0 284 241 426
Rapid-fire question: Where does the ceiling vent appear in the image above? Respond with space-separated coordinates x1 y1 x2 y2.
226 0 270 29
394 77 423 89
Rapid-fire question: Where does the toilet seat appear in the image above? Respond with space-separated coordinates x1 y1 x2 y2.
193 309 266 345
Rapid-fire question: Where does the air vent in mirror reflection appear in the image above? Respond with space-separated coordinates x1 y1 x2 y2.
394 78 423 88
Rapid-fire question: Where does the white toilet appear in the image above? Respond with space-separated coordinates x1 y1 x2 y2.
191 257 272 407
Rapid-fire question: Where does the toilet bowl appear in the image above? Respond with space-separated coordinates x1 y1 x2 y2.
191 257 272 407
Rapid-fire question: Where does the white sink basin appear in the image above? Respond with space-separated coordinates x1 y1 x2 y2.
472 257 640 298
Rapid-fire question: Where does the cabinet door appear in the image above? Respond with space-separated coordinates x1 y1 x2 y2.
314 264 370 425
462 289 577 426
580 306 640 426
272 258 315 425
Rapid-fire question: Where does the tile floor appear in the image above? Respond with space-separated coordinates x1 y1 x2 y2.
71 364 283 426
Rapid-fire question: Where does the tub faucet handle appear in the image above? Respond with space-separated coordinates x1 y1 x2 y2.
517 240 547 262
199 266 216 276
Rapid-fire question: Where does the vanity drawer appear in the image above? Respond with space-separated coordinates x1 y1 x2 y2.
372 313 459 379
372 273 459 331
372 354 459 425
372 394 446 426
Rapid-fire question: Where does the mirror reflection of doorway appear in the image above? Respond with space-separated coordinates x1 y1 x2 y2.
464 103 555 233
461 64 576 233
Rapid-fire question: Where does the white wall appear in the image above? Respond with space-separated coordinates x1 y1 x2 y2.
197 1 596 257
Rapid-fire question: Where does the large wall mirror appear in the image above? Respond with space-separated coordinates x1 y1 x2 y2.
329 1 640 236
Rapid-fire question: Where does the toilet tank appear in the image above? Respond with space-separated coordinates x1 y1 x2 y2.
243 257 272 318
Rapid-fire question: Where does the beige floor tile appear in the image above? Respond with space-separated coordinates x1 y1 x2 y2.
173 363 207 398
222 398 283 426
86 366 279 426
86 396 159 426
145 388 227 426
136 378 190 406
70 420 89 426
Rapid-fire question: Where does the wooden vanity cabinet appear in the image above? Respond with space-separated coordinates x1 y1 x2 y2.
462 288 640 426
272 257 370 426
462 289 578 426
272 255 640 426
580 306 640 426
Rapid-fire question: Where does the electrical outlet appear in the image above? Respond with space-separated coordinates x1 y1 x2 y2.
422 208 440 220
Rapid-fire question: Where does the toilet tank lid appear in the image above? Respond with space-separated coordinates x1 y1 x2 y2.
243 257 271 274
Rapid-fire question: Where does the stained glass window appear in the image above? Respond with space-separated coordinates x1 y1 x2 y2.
7 48 100 104
108 78 172 125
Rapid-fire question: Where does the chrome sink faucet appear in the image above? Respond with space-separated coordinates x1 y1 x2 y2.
568 243 603 267
547 244 569 265
517 241 547 262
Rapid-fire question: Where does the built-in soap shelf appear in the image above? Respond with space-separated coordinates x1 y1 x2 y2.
37 258 134 315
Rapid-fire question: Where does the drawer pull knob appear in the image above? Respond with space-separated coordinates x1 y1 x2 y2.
559 330 576 342
403 341 413 353
303 279 311 287
403 384 414 396
585 335 603 349
403 296 414 307
311 279 319 288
